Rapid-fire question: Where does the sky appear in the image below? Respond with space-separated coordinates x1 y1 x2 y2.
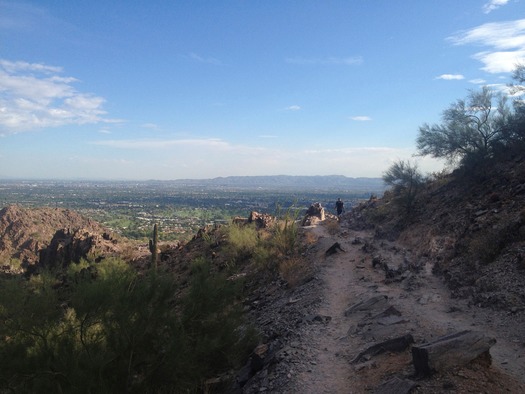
1 0 525 180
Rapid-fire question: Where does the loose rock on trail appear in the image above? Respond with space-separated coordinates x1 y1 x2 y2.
241 216 525 393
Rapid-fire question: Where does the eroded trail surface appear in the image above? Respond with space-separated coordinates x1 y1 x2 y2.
287 222 525 393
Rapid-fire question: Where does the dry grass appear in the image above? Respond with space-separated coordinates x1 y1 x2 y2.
279 257 313 288
302 230 318 246
325 219 340 236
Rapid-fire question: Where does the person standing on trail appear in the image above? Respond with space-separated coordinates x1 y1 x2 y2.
335 198 344 216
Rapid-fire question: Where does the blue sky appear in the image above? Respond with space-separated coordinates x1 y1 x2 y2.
1 0 524 180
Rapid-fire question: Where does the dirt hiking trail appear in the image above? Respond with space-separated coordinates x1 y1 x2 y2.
288 220 525 393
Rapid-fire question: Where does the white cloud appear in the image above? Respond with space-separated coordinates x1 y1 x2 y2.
0 59 62 74
485 82 513 94
469 78 487 84
350 116 372 121
141 123 159 129
187 52 222 65
0 59 120 133
303 147 395 155
285 105 301 111
92 138 231 150
483 0 510 14
436 74 465 80
285 56 363 66
448 19 525 73
473 50 525 73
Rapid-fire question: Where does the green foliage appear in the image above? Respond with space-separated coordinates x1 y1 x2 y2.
505 64 525 145
270 211 300 257
224 223 259 265
382 160 425 215
149 223 159 269
361 201 389 224
0 257 258 393
181 258 257 384
416 86 512 167
220 207 303 283
509 63 525 97
2 257 23 272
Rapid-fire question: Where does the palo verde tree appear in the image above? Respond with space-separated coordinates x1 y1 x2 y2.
382 159 425 215
416 86 512 169
509 63 525 97
506 63 525 143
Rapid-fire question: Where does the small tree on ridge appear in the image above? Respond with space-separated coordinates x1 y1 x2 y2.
416 86 512 168
382 159 425 215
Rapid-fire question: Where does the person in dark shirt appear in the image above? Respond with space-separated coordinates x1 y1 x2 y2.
335 198 344 216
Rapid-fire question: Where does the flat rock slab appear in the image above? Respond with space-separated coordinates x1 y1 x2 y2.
412 330 496 376
374 376 418 394
345 295 388 316
376 315 408 326
352 334 414 364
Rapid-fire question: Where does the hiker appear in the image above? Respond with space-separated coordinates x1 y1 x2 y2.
335 198 344 216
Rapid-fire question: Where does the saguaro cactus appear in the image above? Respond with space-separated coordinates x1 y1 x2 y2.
149 223 159 270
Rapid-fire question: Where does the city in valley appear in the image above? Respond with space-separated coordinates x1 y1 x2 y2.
0 176 385 241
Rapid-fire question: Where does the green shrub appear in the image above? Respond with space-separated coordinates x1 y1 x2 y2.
383 159 425 215
181 258 257 387
224 223 259 265
269 206 301 257
0 257 258 393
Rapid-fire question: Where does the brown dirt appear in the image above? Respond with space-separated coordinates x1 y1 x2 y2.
289 220 525 393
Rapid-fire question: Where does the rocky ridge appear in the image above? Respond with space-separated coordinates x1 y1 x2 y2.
0 205 126 273
354 155 525 312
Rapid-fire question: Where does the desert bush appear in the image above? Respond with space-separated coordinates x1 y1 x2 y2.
219 208 308 286
468 220 522 265
252 244 276 272
469 232 502 265
278 257 313 288
181 257 257 386
383 159 425 215
0 257 24 273
0 256 258 393
201 225 226 248
270 209 300 257
302 230 318 246
361 200 390 224
224 223 259 265
325 219 340 235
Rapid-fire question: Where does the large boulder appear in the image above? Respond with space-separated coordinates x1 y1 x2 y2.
302 202 325 226
248 211 275 228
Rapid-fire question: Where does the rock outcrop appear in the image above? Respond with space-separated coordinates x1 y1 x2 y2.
38 227 121 270
346 154 525 312
302 202 325 226
0 205 122 272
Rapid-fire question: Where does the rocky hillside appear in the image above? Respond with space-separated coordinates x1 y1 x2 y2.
350 154 525 312
232 156 525 393
0 205 126 272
